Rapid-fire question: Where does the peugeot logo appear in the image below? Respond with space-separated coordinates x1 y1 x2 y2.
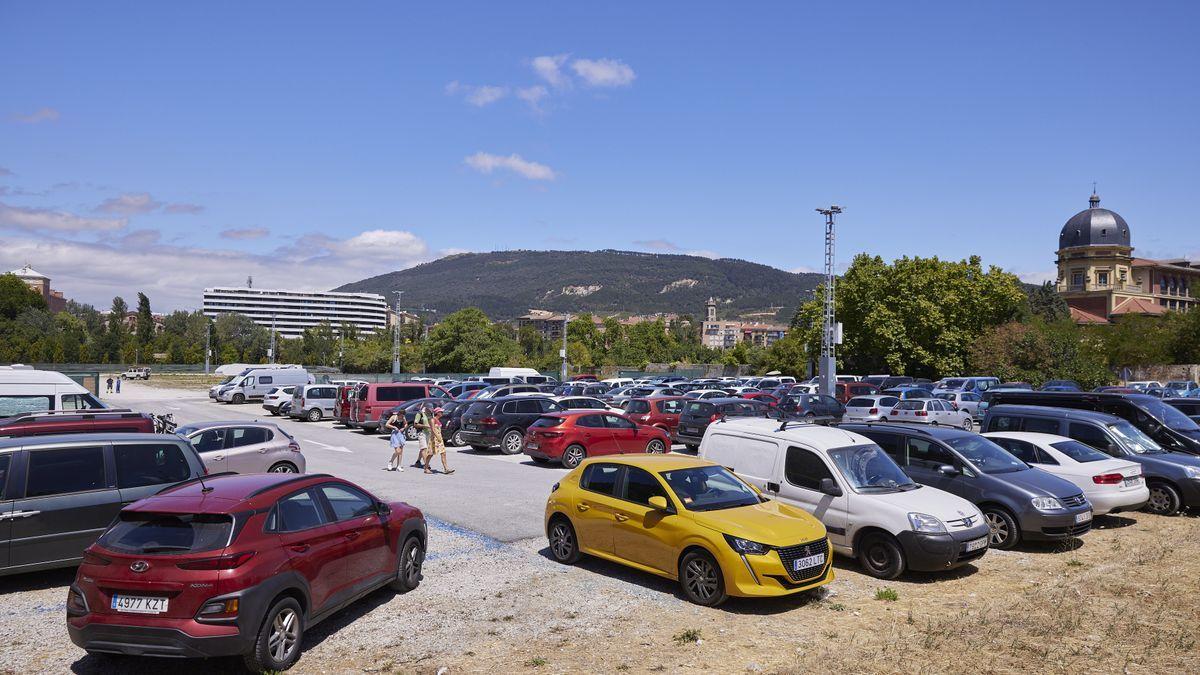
130 561 149 573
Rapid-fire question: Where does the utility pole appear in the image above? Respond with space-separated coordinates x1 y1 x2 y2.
204 321 211 374
269 314 276 365
391 291 405 379
816 205 843 397
560 314 570 382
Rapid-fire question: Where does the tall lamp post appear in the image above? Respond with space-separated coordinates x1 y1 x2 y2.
560 314 569 382
391 291 405 379
204 321 211 375
815 205 843 397
269 314 276 365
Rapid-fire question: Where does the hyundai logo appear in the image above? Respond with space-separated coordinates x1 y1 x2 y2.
130 561 149 573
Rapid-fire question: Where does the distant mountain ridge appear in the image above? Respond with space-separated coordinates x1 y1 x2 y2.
335 249 823 322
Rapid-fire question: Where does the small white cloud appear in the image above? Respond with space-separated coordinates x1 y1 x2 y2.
1016 269 1059 285
445 81 508 107
0 201 126 233
530 54 570 88
516 85 549 111
220 227 270 240
570 58 635 87
791 266 820 274
464 152 557 181
164 202 204 214
634 239 682 252
686 249 720 259
11 107 60 124
94 193 162 215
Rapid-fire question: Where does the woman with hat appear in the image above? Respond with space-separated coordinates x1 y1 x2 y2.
422 407 454 475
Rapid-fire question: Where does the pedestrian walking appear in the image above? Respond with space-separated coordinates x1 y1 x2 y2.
382 409 408 471
412 405 431 470
115 377 121 394
422 407 454 475
105 377 113 393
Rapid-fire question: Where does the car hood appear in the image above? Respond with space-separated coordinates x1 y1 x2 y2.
1145 452 1200 469
993 467 1081 498
689 499 826 546
856 485 981 519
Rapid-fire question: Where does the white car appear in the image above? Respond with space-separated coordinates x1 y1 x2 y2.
888 399 975 430
700 417 990 579
1125 381 1162 391
262 386 296 415
600 377 634 388
724 386 760 396
844 395 901 422
984 432 1150 515
933 391 984 419
684 389 731 400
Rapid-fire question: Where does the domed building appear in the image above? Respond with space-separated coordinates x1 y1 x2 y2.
1056 192 1198 323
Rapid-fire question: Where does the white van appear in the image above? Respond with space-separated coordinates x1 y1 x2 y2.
217 368 313 404
488 367 554 385
0 366 105 415
699 417 991 579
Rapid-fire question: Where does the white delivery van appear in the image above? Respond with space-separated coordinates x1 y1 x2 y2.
217 368 313 403
488 367 554 385
0 365 105 415
699 417 991 579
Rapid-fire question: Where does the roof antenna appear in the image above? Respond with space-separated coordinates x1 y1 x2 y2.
199 473 214 493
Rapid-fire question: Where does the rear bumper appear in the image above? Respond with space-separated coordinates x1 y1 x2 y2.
896 523 990 572
1088 485 1150 515
460 429 501 447
1177 478 1200 508
673 430 705 446
68 622 249 659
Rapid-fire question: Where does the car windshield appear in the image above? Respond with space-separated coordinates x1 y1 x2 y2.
1049 440 1111 463
939 379 965 389
659 465 760 512
1134 397 1200 432
846 397 876 408
98 512 233 555
1108 422 1165 454
828 444 918 492
944 436 1028 474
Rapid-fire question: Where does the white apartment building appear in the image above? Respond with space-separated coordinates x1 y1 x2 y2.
202 287 388 339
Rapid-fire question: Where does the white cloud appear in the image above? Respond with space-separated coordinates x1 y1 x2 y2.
0 201 126 232
445 81 508 107
94 192 162 215
516 85 549 111
570 58 635 87
791 265 820 274
464 152 557 181
530 54 570 88
220 227 270 240
1016 269 1058 285
686 249 720 259
164 202 204 214
11 107 60 124
634 239 681 252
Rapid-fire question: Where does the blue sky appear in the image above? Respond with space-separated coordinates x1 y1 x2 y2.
2 1 1197 310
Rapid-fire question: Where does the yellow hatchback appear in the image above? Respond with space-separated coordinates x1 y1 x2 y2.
544 454 833 606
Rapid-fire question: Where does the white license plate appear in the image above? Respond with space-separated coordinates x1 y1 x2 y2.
1123 476 1142 486
683 426 699 434
792 553 825 571
111 594 169 614
965 537 987 552
526 442 539 450
1075 511 1092 524
464 424 478 430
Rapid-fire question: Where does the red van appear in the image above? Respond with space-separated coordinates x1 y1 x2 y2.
836 381 879 404
349 382 451 431
0 410 155 437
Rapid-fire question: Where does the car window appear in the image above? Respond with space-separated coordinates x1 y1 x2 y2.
26 446 106 497
863 432 905 464
320 484 377 520
229 427 271 447
1022 417 1061 434
846 397 875 407
879 397 899 407
784 446 835 491
622 466 668 506
1050 440 1111 463
684 401 713 416
62 393 104 410
377 386 421 402
604 415 636 429
260 376 274 385
0 454 10 499
993 437 1039 464
579 463 621 496
536 399 560 413
191 428 228 453
271 489 328 532
1068 423 1120 456
114 443 192 489
986 415 1019 432
513 399 542 414
1034 447 1060 465
906 438 957 469
577 414 605 428
625 400 650 414
963 393 981 402
0 394 55 415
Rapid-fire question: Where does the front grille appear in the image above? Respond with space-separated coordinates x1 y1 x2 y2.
946 515 979 529
1043 522 1092 538
1060 494 1088 508
774 538 830 583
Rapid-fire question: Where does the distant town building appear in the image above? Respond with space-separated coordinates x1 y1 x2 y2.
8 264 68 313
515 309 682 341
1055 192 1199 323
202 287 388 339
700 298 788 349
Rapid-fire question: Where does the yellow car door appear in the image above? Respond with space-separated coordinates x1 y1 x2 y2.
571 463 622 555
611 466 689 575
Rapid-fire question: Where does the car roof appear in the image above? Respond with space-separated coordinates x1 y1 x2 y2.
132 473 336 513
839 422 973 440
0 432 185 450
707 417 867 446
986 404 1123 424
177 420 278 431
982 431 1070 445
578 454 718 471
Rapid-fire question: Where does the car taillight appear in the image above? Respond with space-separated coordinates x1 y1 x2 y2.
81 550 111 566
481 417 499 426
177 551 255 570
299 398 306 407
540 431 563 438
1092 473 1124 485
915 411 928 417
868 408 879 415
197 597 240 620
67 586 89 615
709 414 720 423
890 409 899 415
288 441 301 452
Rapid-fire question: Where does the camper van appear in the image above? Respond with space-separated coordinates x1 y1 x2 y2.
488 367 555 385
0 365 105 415
216 367 313 404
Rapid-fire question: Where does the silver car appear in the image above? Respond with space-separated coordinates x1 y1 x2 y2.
888 398 974 430
844 395 901 422
177 421 306 474
289 384 339 422
933 391 984 420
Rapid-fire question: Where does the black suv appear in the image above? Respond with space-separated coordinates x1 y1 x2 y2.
0 433 206 576
843 423 1093 549
459 396 563 454
780 393 845 420
674 398 770 450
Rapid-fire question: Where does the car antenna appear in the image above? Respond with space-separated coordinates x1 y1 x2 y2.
199 473 214 493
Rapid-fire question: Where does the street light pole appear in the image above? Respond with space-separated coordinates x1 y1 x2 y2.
204 321 211 374
815 205 843 397
560 314 570 382
269 314 276 365
391 291 404 379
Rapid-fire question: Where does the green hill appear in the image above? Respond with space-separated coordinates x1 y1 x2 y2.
335 249 822 322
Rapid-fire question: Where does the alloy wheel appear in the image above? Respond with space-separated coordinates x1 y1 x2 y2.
683 557 719 602
503 431 523 454
402 539 424 587
268 608 300 663
452 430 465 446
962 418 974 431
550 522 575 560
563 445 586 468
269 463 296 473
646 439 665 454
985 512 1009 546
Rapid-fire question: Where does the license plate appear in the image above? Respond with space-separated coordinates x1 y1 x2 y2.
464 424 478 431
683 426 699 434
111 595 169 614
1123 476 1142 486
792 553 825 571
526 442 539 450
1075 511 1092 524
965 537 987 552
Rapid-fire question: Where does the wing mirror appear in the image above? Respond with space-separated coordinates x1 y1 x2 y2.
938 464 960 476
648 496 672 512
376 501 391 516
818 478 843 497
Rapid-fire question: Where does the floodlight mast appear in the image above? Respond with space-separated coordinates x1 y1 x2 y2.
815 205 842 397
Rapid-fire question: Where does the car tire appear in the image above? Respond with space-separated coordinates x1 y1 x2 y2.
268 462 298 474
879 416 888 423
548 516 582 565
269 409 280 416
232 393 245 405
961 418 974 431
983 507 1021 550
679 549 727 607
451 430 465 447
242 596 304 672
645 439 666 454
390 535 424 593
306 408 321 423
405 426 421 441
857 532 906 579
1145 481 1183 516
561 444 586 469
501 429 524 455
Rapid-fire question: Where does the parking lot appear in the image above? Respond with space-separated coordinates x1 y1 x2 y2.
2 381 1199 674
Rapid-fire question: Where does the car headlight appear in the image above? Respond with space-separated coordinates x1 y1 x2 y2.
1183 466 1200 480
907 513 947 533
724 534 769 555
1031 497 1064 511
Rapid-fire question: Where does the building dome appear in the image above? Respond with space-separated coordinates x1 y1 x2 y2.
1058 192 1130 249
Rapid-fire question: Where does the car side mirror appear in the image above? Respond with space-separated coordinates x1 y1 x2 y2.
376 501 391 516
938 464 960 476
819 478 843 497
647 496 671 512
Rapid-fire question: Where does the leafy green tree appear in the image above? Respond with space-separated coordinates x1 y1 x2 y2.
969 320 1111 389
422 308 520 372
135 292 155 345
1100 314 1172 370
0 273 47 319
1024 282 1070 322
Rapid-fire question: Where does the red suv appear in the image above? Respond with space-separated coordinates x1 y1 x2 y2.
0 409 155 437
622 396 687 436
67 473 427 672
836 381 878 404
349 382 450 432
522 410 670 468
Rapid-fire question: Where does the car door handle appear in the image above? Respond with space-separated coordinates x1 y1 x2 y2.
288 544 310 553
0 510 40 520
345 531 362 541
614 513 629 522
576 504 590 512
212 455 224 461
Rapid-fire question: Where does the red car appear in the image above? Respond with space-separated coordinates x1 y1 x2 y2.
836 381 878 404
522 410 670 468
570 374 599 382
742 392 781 408
623 396 688 435
0 409 155 437
67 473 427 672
